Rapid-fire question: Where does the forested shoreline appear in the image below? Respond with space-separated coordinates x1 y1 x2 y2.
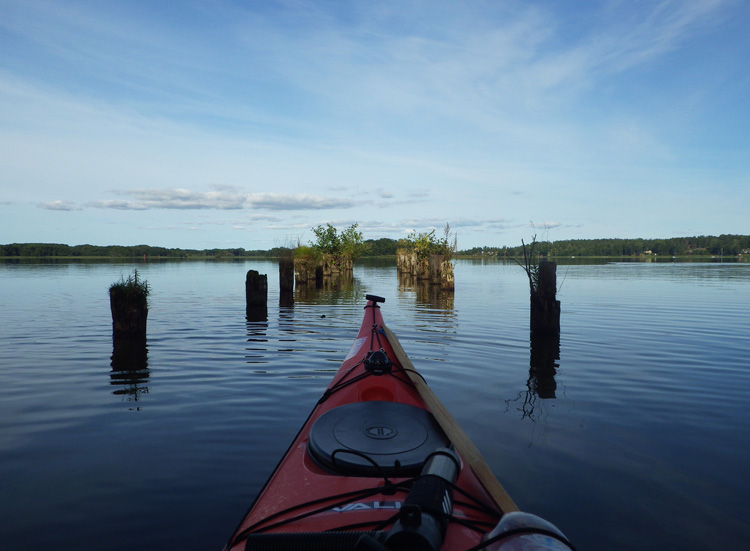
463 234 750 258
0 239 400 259
2 234 749 259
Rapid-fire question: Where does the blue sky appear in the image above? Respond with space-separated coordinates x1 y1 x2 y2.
1 0 748 250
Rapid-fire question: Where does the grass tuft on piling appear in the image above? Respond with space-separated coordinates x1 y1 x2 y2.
109 270 149 306
110 270 149 339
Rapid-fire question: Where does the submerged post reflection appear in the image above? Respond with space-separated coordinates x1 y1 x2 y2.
529 334 560 400
398 272 455 311
110 335 149 402
507 335 561 420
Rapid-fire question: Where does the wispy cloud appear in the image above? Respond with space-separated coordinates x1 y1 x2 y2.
531 221 562 231
37 200 82 211
72 188 355 211
351 217 512 237
248 193 354 211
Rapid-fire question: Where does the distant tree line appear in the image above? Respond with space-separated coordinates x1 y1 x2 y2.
459 234 750 258
0 239 401 258
3 234 748 259
0 243 274 258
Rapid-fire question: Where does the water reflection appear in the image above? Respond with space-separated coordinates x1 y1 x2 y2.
397 273 455 311
293 274 366 305
529 335 560 400
245 319 269 366
110 336 149 403
506 335 560 420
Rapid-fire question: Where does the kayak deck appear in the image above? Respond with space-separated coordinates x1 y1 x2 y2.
225 296 505 551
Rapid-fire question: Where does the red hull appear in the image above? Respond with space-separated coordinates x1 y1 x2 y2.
225 297 506 551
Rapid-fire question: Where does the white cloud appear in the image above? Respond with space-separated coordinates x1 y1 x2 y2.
247 193 354 211
37 200 82 211
77 188 355 211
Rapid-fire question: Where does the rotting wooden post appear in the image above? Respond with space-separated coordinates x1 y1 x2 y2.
396 250 410 273
415 256 430 280
530 260 560 336
440 259 454 290
429 254 442 285
293 258 309 285
246 270 268 307
245 270 268 321
279 256 294 307
279 257 294 293
109 272 148 340
294 257 322 286
397 250 418 276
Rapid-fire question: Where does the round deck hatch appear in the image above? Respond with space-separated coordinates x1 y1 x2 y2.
307 401 449 477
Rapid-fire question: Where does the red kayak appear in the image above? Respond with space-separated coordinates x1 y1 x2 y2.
225 295 573 551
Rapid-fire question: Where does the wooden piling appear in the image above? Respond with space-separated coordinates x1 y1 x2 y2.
279 256 294 307
109 271 148 340
245 270 268 320
279 257 294 293
440 259 454 290
530 260 560 336
429 254 442 285
396 250 414 274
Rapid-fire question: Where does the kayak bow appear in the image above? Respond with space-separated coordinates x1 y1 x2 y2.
225 295 573 551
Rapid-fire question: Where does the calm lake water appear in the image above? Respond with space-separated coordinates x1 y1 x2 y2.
1 258 748 550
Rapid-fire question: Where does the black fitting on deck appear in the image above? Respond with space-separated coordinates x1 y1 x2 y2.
364 349 393 375
365 294 386 306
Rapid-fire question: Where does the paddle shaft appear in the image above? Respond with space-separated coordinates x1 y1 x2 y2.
382 323 519 514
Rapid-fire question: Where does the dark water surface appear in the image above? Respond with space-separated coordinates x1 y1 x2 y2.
1 259 748 550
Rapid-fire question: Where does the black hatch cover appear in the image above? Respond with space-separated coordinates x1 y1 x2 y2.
307 401 449 477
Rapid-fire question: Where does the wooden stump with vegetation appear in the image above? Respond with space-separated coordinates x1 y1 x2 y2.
517 238 561 336
293 246 322 285
309 223 366 280
397 226 456 287
109 271 149 340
